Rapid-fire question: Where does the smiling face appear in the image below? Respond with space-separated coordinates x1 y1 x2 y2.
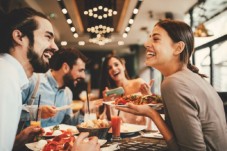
107 57 126 82
28 16 58 72
64 58 86 88
144 25 178 72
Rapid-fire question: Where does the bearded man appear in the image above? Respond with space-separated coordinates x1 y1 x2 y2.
0 7 58 151
22 48 88 127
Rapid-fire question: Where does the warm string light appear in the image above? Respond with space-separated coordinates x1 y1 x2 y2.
57 0 78 46
122 0 143 38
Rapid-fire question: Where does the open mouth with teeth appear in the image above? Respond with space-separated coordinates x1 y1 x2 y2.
113 71 120 77
43 49 55 60
147 52 156 57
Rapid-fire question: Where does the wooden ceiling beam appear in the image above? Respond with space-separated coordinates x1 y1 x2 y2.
116 0 130 33
72 0 84 33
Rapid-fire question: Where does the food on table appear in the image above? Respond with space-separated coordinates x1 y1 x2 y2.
78 119 110 128
114 93 162 105
44 125 78 136
52 125 60 131
43 132 75 151
35 140 47 149
52 130 62 136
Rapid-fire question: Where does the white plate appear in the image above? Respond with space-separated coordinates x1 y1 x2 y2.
141 132 163 139
109 123 146 134
55 105 72 111
25 137 107 151
103 101 163 109
43 124 79 137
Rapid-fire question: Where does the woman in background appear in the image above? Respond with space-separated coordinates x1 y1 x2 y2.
99 55 152 125
117 19 227 150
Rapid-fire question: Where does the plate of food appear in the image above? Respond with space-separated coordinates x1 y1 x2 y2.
42 124 79 137
77 119 111 139
25 132 107 151
109 123 146 134
103 93 163 109
141 132 163 139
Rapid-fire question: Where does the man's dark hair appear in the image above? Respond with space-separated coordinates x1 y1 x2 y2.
49 48 89 71
0 7 48 53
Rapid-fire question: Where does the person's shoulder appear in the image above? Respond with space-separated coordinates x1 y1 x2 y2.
162 75 182 91
0 59 19 82
64 87 73 95
161 72 193 99
163 70 189 85
64 87 73 102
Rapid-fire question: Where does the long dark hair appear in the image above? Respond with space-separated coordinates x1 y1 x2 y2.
0 7 48 53
99 55 130 98
156 19 207 78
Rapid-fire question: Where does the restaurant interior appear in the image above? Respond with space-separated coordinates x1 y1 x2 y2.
1 0 226 92
0 0 227 150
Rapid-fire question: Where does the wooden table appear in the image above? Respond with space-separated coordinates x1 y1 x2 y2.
103 132 168 151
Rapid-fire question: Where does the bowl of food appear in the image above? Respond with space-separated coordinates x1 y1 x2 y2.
77 119 111 139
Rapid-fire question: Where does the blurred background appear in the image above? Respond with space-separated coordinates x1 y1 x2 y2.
0 0 226 99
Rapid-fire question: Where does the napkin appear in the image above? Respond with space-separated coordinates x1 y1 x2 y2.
101 143 120 151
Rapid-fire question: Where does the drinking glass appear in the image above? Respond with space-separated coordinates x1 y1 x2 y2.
28 106 42 127
145 117 152 131
111 116 121 141
84 100 97 122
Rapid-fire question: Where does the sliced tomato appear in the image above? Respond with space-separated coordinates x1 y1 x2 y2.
45 131 54 135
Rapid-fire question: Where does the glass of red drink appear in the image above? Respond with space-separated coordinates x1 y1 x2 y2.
111 116 121 141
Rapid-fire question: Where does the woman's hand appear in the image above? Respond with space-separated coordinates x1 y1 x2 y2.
140 79 154 95
102 87 109 101
72 132 100 151
115 103 157 118
102 87 119 102
116 104 173 143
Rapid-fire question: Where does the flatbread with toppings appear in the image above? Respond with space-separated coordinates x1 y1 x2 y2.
114 93 162 105
43 132 75 151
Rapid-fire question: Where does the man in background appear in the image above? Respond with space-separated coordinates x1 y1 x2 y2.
22 48 88 127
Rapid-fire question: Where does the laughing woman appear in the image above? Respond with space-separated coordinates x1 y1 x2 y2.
116 19 227 151
99 55 152 125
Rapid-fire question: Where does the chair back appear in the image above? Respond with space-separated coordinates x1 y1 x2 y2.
217 92 227 122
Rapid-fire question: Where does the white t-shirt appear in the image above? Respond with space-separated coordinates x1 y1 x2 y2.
0 53 28 151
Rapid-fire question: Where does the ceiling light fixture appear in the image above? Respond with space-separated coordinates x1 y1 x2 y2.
118 41 124 46
84 0 117 45
84 0 117 19
78 41 85 46
61 41 67 46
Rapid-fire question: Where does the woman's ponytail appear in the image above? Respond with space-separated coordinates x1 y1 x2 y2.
187 62 208 78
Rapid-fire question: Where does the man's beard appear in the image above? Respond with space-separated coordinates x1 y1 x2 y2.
63 72 84 89
63 73 76 90
27 47 49 73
